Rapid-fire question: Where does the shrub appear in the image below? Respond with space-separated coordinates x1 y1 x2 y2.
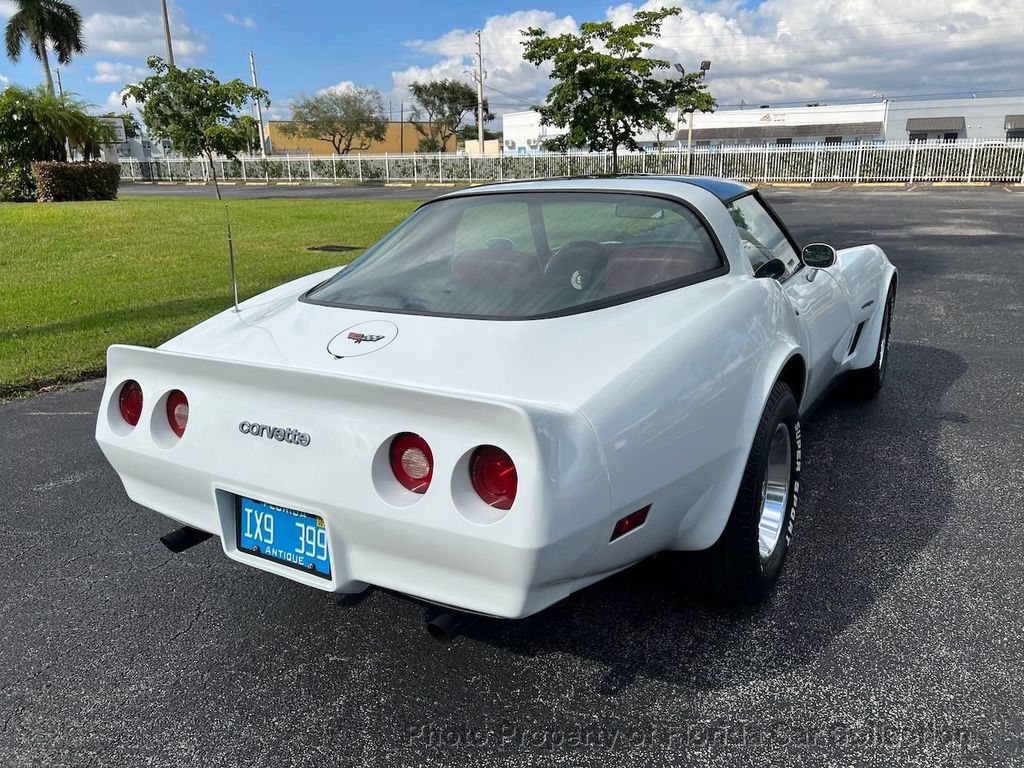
0 165 36 202
30 162 120 202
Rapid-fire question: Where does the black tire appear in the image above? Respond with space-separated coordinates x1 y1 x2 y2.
686 380 801 606
849 284 895 398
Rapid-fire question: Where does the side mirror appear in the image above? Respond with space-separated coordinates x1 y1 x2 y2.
801 242 836 269
753 257 786 280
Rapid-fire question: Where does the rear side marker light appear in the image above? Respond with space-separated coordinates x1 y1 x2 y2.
166 390 189 438
611 505 650 541
470 446 517 510
390 433 433 493
118 380 143 426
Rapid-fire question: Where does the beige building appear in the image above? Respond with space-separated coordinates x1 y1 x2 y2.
463 138 503 156
267 121 456 155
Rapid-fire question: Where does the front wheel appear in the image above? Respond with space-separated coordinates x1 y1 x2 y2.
685 380 801 605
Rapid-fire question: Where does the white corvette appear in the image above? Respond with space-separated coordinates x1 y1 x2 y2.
95 177 896 621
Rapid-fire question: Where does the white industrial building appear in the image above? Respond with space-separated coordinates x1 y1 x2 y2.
501 95 1024 152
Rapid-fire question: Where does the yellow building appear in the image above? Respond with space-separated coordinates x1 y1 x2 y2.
267 121 456 155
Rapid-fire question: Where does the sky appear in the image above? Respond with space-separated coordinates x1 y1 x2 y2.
1 0 1022 125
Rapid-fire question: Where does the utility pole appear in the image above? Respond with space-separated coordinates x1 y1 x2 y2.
685 60 712 175
474 30 485 153
161 0 175 67
400 102 404 153
686 110 694 174
55 68 63 96
248 50 267 159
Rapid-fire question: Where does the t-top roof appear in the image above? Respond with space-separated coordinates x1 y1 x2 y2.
622 175 754 201
445 175 755 203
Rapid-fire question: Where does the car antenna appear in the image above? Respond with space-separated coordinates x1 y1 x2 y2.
225 205 240 312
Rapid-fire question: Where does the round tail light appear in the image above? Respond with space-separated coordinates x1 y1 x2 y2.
118 380 143 426
389 433 433 493
470 446 517 510
166 390 189 437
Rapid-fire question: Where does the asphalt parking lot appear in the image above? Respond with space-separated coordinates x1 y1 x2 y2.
1 186 1022 767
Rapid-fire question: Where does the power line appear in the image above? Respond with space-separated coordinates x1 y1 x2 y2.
486 87 1023 114
655 29 1024 58
447 10 1024 45
484 83 538 105
653 9 1024 41
711 87 1024 109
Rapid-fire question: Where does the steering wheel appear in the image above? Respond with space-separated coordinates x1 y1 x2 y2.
544 240 610 291
484 237 516 252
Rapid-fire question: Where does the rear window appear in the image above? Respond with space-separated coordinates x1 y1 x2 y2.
304 192 725 319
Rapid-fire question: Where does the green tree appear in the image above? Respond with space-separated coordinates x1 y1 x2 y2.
122 56 269 199
522 7 715 174
408 79 491 153
281 86 388 154
457 124 501 142
3 0 86 97
0 85 114 200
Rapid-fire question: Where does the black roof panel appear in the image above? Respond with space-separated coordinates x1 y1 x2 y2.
622 175 753 201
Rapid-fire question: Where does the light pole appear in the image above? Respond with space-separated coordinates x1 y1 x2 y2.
160 0 175 67
248 51 267 160
475 30 486 153
677 60 711 175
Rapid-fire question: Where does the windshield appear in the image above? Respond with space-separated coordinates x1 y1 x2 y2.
304 192 725 319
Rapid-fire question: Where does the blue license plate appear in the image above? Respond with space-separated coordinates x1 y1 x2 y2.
236 497 331 578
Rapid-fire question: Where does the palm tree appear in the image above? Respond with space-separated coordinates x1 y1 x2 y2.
4 0 86 97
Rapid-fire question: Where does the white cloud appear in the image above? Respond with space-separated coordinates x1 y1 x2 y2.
79 1 206 63
392 0 1024 117
104 88 139 112
1 1 206 81
317 80 358 96
391 10 576 119
0 73 9 86
224 13 256 30
263 99 293 122
88 60 148 84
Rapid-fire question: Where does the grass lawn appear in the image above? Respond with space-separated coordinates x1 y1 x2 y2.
0 196 418 395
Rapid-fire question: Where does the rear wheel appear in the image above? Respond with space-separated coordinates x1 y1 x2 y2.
849 284 895 398
686 380 800 605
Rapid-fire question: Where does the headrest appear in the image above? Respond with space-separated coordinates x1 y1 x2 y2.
606 246 720 291
451 249 543 288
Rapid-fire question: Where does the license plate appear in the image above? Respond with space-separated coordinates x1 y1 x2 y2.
236 497 331 578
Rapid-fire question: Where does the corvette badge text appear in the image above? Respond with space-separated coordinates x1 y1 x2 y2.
238 421 311 446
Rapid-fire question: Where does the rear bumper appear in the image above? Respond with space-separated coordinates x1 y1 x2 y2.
95 345 615 619
107 452 605 618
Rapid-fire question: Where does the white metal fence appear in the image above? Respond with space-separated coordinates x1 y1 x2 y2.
119 139 1024 185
